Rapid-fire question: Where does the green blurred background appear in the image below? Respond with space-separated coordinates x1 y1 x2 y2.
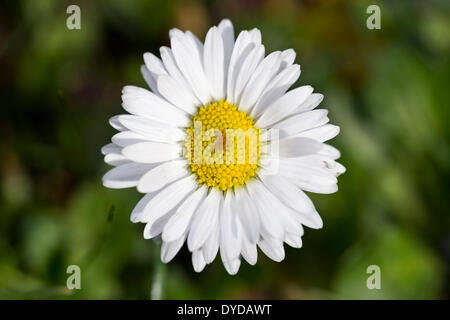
0 0 449 299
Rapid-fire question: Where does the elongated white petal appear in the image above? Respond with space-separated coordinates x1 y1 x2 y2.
220 191 242 263
122 86 190 127
112 131 148 147
223 259 241 275
259 239 285 262
161 234 186 263
278 137 323 158
258 237 285 262
280 49 296 69
139 175 197 223
241 237 257 265
227 30 256 102
318 143 341 160
156 75 198 114
218 19 234 72
171 36 212 104
109 115 127 131
277 158 338 194
203 26 225 100
188 188 222 251
295 93 324 113
274 110 329 137
160 46 199 101
144 211 174 239
140 65 159 95
102 162 154 189
294 124 340 143
203 221 220 264
122 141 181 164
259 173 317 214
101 143 120 155
239 51 282 112
256 85 313 128
285 233 303 248
251 64 301 118
233 45 265 104
192 250 206 272
118 115 186 143
235 187 259 243
137 160 189 193
246 180 284 240
162 186 208 242
104 153 129 166
130 192 156 223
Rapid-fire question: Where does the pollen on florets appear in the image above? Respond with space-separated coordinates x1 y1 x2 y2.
184 100 260 191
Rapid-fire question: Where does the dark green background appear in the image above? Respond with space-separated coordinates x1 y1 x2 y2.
1 0 449 299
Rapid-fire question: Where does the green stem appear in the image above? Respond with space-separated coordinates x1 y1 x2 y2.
150 244 166 300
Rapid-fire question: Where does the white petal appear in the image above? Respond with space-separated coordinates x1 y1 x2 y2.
246 180 284 240
218 19 234 72
169 28 184 39
130 192 155 223
241 237 257 265
188 188 222 251
104 153 128 166
160 46 199 100
227 30 256 102
277 137 323 158
137 160 189 193
255 85 314 128
223 259 241 275
161 234 186 263
250 64 301 118
122 141 181 164
102 162 154 189
118 115 186 143
156 75 198 114
162 186 208 242
318 143 341 160
239 51 282 113
258 237 285 262
112 131 148 147
294 124 340 143
101 143 120 155
144 52 167 78
140 65 159 95
259 173 317 214
285 232 303 248
249 28 262 44
277 158 338 194
295 93 324 113
233 45 265 104
122 86 190 127
144 212 174 239
235 187 259 243
280 49 296 69
274 109 329 137
219 191 242 263
139 175 197 223
202 222 220 264
203 26 225 100
170 35 212 105
192 250 206 272
109 115 127 131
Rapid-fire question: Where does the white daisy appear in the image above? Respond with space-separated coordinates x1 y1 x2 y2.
102 19 345 275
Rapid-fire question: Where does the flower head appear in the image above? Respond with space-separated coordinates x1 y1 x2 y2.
102 19 345 274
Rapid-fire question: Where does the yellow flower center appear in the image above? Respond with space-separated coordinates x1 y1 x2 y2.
184 100 260 191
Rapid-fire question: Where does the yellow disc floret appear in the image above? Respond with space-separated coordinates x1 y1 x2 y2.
184 100 260 191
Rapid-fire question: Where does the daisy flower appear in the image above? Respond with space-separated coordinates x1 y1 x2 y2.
101 19 345 274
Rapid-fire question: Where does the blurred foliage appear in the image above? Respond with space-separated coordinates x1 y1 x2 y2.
0 0 449 299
